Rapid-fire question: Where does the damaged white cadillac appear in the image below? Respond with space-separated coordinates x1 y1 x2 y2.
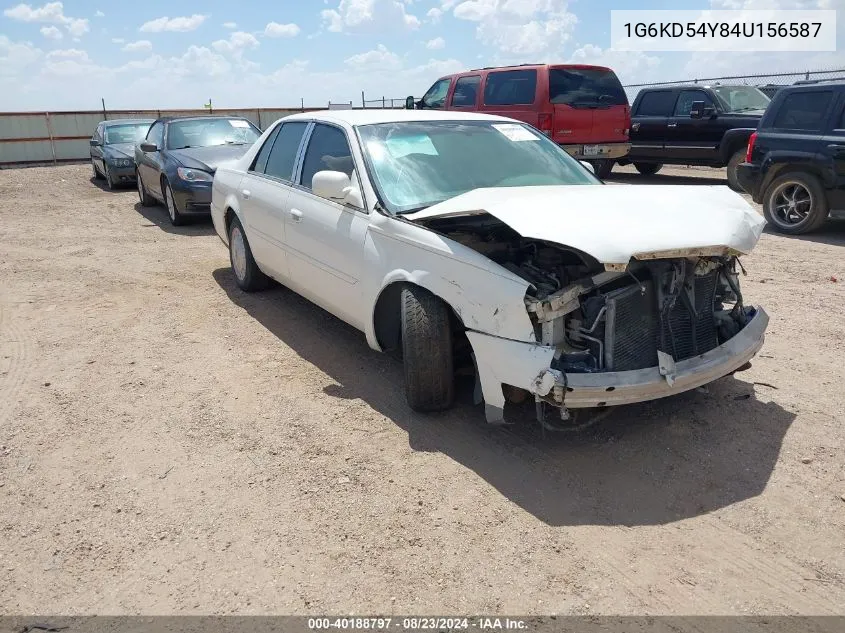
211 110 768 430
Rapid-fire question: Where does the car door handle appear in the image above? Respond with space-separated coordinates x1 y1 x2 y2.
667 122 678 128
241 189 251 199
290 208 303 223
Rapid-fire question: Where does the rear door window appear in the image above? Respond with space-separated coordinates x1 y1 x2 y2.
264 122 309 182
451 76 481 107
483 69 537 106
772 90 834 131
636 91 676 116
549 68 627 107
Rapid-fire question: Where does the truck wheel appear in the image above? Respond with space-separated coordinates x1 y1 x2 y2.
588 159 614 179
726 149 745 192
400 285 454 412
762 171 829 235
634 162 662 175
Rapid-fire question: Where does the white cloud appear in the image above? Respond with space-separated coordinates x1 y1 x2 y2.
568 44 661 84
40 25 62 39
0 35 42 77
451 0 577 58
212 31 260 60
4 2 89 37
263 22 301 38
95 10 104 17
122 39 153 53
427 7 443 23
139 14 208 33
344 43 402 70
426 37 445 50
321 0 420 33
222 21 237 29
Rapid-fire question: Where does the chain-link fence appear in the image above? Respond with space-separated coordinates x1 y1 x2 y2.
362 96 413 109
623 67 845 103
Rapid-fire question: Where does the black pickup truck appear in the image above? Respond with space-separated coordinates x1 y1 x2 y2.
616 84 771 190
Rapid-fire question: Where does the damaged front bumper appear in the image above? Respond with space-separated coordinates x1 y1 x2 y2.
467 307 769 424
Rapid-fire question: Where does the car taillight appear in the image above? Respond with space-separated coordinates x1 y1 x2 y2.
745 131 757 163
538 113 553 136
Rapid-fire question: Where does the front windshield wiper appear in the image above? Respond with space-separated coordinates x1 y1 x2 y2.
225 140 248 145
171 145 197 150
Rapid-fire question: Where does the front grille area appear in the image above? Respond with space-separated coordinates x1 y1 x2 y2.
603 271 720 371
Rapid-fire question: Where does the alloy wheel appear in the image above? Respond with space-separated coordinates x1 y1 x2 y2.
771 181 812 226
230 225 248 283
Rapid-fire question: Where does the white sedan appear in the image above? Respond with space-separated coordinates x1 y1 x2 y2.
211 109 768 429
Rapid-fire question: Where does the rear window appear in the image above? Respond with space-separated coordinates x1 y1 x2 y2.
549 68 627 107
483 69 537 106
636 91 676 116
772 91 834 131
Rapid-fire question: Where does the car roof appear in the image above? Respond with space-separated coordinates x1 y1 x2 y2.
157 115 251 124
102 119 154 126
281 109 518 127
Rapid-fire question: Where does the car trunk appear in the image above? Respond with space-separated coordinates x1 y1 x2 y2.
547 66 629 146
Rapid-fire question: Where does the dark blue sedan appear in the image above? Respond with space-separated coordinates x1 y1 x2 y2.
90 119 154 189
135 115 261 226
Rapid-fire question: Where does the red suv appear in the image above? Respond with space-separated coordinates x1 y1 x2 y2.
411 64 631 177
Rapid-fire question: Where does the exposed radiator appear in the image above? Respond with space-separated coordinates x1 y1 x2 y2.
602 272 719 371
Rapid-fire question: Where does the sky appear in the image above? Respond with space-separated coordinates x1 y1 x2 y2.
0 0 843 111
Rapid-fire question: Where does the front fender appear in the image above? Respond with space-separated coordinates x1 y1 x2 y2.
362 215 537 352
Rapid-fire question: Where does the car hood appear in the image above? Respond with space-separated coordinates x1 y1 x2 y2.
104 143 136 159
169 144 253 173
404 185 766 265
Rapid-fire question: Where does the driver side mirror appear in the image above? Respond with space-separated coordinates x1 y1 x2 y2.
312 171 363 208
89 139 101 147
690 100 705 119
139 142 158 153
405 96 416 110
579 160 595 175
703 105 717 118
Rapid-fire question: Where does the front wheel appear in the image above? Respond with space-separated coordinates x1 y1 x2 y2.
164 182 186 226
400 285 454 412
726 149 745 192
104 164 115 190
762 171 829 235
634 162 663 175
92 160 103 180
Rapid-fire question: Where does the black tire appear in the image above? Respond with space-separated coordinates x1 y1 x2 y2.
228 216 269 292
726 149 745 192
104 164 115 190
163 181 186 226
92 160 103 180
634 162 663 175
762 171 829 235
400 285 454 412
588 159 614 179
137 171 156 206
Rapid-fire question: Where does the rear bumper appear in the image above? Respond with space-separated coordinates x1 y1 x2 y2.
736 162 763 201
561 142 630 160
467 307 768 424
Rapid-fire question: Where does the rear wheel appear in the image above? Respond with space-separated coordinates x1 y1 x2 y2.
588 159 614 179
726 149 745 192
634 162 663 175
137 171 156 206
228 216 269 292
762 171 829 235
164 182 186 226
400 285 454 412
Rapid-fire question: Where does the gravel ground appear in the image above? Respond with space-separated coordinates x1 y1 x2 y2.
0 163 843 615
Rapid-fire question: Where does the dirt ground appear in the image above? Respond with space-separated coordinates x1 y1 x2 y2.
0 163 843 615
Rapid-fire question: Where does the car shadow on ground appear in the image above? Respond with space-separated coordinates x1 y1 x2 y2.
212 268 795 527
763 218 845 247
133 201 216 236
605 171 727 187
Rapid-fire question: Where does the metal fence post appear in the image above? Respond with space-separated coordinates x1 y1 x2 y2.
44 112 57 165
361 91 365 108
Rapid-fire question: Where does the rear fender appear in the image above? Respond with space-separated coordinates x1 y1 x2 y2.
719 128 755 163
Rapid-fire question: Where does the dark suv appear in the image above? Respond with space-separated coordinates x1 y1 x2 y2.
737 81 845 234
618 84 770 190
